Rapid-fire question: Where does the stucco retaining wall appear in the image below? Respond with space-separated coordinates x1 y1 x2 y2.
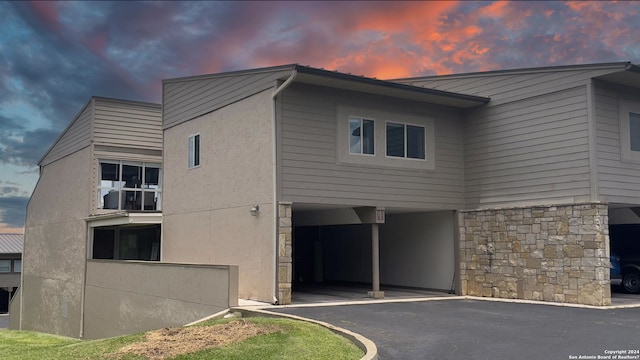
459 203 610 306
83 260 238 339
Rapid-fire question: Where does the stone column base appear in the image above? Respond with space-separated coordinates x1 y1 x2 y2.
367 291 385 299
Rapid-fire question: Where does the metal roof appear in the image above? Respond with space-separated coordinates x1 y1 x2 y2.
163 63 490 109
0 234 23 254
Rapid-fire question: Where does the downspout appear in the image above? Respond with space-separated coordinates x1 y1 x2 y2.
271 70 297 304
586 78 599 202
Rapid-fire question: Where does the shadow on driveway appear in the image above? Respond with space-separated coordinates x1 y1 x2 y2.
272 299 640 360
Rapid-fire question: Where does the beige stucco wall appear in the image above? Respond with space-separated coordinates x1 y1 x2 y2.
83 260 238 339
21 148 91 337
8 286 20 328
381 211 455 290
162 89 276 302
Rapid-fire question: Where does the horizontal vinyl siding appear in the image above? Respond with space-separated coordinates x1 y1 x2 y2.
463 85 592 208
93 99 162 151
402 67 624 105
595 82 640 204
40 102 92 166
163 70 292 129
279 83 464 210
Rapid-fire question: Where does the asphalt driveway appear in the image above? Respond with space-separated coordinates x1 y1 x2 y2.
272 299 640 360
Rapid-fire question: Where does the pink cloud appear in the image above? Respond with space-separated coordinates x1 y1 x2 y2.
27 1 61 32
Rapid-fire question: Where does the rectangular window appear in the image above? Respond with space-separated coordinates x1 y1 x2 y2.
386 123 405 157
13 259 21 273
630 112 640 152
386 122 426 160
349 117 375 155
407 125 426 159
188 134 200 168
0 260 10 272
98 161 162 211
92 225 161 261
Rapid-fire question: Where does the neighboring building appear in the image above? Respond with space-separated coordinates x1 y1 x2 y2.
17 97 162 337
14 97 238 339
0 233 22 313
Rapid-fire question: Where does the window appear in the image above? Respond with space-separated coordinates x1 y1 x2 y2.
188 134 200 168
13 260 21 273
349 117 375 155
619 99 640 162
99 161 162 211
92 225 161 261
0 260 10 272
337 105 435 170
386 122 426 160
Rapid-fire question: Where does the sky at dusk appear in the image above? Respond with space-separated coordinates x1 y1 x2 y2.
1 0 639 232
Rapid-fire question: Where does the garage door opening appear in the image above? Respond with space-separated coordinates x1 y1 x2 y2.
290 209 457 303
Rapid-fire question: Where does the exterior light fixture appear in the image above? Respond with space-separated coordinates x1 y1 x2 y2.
250 205 260 216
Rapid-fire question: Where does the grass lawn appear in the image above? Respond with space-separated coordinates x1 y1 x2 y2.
0 317 364 360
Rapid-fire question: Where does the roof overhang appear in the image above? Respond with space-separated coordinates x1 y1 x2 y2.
288 65 490 108
85 212 162 228
593 63 640 89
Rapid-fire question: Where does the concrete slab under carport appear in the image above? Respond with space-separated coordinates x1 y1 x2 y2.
291 283 457 305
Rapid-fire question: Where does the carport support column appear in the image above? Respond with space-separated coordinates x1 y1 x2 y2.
277 202 293 305
368 223 384 299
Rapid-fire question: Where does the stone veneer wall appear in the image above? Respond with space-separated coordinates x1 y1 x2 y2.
459 203 610 306
277 201 292 305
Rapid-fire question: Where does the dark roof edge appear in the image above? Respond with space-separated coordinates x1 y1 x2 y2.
292 64 490 104
626 63 640 74
91 96 161 108
394 62 633 81
163 64 297 84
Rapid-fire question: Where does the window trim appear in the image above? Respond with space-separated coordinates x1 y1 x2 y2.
336 104 435 171
188 133 201 169
349 116 376 156
619 98 640 163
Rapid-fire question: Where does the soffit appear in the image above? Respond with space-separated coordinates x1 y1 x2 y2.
594 69 640 89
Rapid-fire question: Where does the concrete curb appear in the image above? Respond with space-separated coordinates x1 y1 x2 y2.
234 307 378 360
461 295 640 310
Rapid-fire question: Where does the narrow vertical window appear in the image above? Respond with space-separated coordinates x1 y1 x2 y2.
188 134 200 168
407 125 426 159
349 117 374 155
629 112 640 152
386 123 405 157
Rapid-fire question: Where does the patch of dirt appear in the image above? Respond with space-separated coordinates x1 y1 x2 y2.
114 319 281 360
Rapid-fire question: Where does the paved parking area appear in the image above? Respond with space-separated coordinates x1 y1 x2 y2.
273 299 640 360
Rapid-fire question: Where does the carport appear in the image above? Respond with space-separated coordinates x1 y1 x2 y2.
289 205 457 302
608 205 640 295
